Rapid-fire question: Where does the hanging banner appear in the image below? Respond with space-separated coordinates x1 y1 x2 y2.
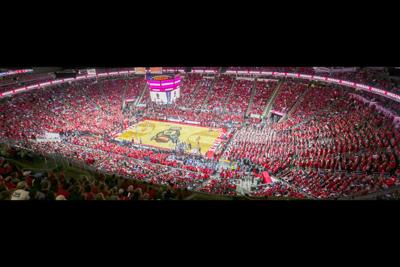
135 67 146 74
149 67 162 74
87 69 96 76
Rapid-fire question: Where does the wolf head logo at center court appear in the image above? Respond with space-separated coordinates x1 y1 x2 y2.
116 120 224 155
151 126 182 143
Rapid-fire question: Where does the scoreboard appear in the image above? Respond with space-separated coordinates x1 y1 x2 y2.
146 75 181 104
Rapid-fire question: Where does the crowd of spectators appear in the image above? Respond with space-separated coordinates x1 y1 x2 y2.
1 70 399 199
225 79 253 114
248 80 277 115
203 75 234 112
0 149 186 200
223 92 400 198
272 79 309 114
0 73 56 93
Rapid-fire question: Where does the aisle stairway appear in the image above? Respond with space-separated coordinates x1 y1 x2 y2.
222 80 237 112
199 77 219 110
184 78 204 103
261 80 283 120
136 83 148 106
279 85 310 122
81 84 113 116
245 80 258 116
98 80 112 109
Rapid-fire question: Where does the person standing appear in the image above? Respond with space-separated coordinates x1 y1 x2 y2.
11 181 30 200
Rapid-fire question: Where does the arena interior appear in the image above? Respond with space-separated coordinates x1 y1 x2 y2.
1 67 400 200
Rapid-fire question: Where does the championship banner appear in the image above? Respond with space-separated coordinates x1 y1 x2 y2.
149 67 162 74
135 67 146 74
87 69 96 76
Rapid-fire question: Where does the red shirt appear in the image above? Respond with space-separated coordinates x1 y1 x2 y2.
25 176 33 187
0 165 12 175
6 182 16 190
91 186 99 194
84 192 95 200
57 187 70 198
148 189 157 199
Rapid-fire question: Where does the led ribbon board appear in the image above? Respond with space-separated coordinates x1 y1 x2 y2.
1 70 399 104
0 69 33 77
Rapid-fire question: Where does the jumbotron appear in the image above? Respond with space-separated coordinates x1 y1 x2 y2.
0 67 399 200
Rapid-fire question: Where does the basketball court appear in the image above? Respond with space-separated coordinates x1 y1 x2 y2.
115 120 225 156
